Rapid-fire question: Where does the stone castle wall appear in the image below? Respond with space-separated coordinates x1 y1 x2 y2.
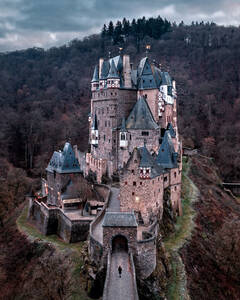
90 88 137 176
28 198 91 243
118 129 160 170
136 235 157 279
89 184 111 264
102 227 137 259
47 172 81 206
119 150 164 224
138 89 159 122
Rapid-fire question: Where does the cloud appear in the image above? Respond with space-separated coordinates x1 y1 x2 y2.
0 0 239 51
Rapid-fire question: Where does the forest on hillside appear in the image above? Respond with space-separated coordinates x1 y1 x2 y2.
0 16 240 224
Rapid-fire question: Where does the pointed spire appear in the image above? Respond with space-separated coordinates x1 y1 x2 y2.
156 131 177 168
107 60 119 79
91 65 99 82
92 113 98 130
46 142 81 174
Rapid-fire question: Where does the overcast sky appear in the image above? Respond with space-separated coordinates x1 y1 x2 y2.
0 0 239 52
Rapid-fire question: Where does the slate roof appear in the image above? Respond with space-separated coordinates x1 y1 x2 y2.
137 57 158 90
161 71 172 86
167 123 176 138
102 212 137 227
138 146 164 178
126 96 159 130
91 65 99 82
110 55 123 72
100 60 110 79
107 60 119 79
156 131 178 169
139 145 155 168
46 142 81 174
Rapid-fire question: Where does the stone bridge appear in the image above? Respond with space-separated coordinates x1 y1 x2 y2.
91 186 139 300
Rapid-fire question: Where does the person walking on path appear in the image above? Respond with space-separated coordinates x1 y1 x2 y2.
118 265 122 278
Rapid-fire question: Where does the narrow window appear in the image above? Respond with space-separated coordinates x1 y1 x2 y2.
133 181 136 186
132 192 135 196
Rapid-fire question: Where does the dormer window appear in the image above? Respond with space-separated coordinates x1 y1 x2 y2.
120 132 128 148
139 167 151 179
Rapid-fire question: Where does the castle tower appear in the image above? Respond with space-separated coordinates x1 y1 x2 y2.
87 54 181 185
45 142 81 207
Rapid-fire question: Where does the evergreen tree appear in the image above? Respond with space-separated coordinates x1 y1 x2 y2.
113 20 123 44
131 19 137 37
101 24 107 38
122 18 131 36
107 21 114 38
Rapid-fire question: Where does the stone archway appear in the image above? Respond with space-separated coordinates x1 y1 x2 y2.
112 235 128 253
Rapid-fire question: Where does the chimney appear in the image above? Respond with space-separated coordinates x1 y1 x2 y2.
123 54 132 88
99 58 104 79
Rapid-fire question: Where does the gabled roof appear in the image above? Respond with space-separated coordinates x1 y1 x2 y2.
107 60 119 79
152 66 162 87
126 96 159 130
161 71 172 86
138 57 148 77
131 69 138 87
46 142 81 174
139 145 155 168
138 146 164 178
91 65 99 82
137 57 158 90
167 123 176 138
100 60 110 79
103 212 137 227
92 113 98 130
110 55 123 73
156 131 178 169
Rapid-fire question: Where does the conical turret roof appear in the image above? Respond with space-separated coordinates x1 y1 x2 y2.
156 131 177 169
46 142 81 174
91 65 99 82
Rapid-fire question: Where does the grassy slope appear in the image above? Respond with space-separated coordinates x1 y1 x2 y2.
164 157 199 300
17 205 92 300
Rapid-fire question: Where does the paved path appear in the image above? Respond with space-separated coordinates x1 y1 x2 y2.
108 187 120 212
104 251 136 300
92 187 120 244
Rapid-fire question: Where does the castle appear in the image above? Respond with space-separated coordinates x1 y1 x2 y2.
87 54 182 222
28 53 182 296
